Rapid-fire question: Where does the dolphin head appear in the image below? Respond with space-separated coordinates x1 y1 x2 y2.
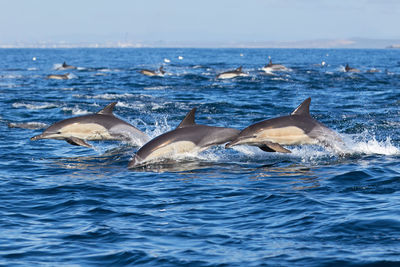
225 133 257 148
128 154 144 169
30 122 66 141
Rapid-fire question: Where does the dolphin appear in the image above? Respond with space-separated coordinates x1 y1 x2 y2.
216 66 248 79
56 62 77 70
47 73 71 80
345 64 360 73
139 66 165 77
31 102 150 148
225 98 343 153
128 108 240 168
261 59 289 73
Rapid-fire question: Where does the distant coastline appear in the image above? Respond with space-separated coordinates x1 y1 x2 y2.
1 38 400 49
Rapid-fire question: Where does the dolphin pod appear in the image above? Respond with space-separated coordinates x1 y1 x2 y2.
30 98 343 168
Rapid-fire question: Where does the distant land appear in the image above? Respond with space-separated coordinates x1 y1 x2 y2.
1 38 400 49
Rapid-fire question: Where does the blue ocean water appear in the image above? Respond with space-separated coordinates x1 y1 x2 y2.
0 48 399 266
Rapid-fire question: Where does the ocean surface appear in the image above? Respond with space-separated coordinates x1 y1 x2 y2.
0 48 399 266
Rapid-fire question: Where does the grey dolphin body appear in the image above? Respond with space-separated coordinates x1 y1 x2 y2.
345 64 360 73
139 66 165 77
261 59 289 73
225 98 343 153
216 66 248 79
128 108 240 168
31 102 150 148
56 62 77 70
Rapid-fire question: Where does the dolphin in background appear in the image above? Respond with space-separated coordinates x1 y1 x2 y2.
46 73 71 80
56 62 77 70
216 66 248 79
345 64 360 73
225 98 343 153
139 66 165 77
31 102 150 148
261 59 289 73
128 108 240 168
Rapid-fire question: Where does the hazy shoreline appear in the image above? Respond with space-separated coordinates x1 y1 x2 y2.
1 38 400 49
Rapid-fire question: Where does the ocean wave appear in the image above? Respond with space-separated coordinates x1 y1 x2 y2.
8 121 48 130
74 93 136 100
12 102 58 110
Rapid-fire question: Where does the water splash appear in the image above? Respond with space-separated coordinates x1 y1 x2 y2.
343 133 399 156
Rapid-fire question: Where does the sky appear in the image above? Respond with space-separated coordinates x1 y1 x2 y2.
1 0 399 45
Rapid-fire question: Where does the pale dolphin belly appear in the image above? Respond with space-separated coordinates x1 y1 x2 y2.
256 126 318 145
59 123 113 140
141 141 199 163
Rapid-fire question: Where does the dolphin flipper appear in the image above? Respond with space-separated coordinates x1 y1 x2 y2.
66 137 92 148
259 142 291 153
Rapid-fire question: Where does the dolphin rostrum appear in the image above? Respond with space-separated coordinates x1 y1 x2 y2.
128 108 240 168
216 66 248 79
139 66 165 77
225 98 343 153
31 102 150 148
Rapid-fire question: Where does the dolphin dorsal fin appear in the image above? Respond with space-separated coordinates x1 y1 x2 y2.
177 108 197 128
97 102 117 115
236 66 242 72
291 97 311 116
62 62 67 67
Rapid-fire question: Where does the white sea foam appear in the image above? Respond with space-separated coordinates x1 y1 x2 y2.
66 73 78 79
343 133 399 156
62 106 90 115
12 102 58 110
53 63 63 70
74 93 136 100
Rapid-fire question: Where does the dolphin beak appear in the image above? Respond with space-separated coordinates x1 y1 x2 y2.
225 140 240 148
30 134 44 141
128 155 142 169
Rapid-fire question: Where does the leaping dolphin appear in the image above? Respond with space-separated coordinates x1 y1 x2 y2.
139 66 165 77
31 102 150 148
261 59 289 73
225 98 343 153
128 108 240 168
216 66 248 79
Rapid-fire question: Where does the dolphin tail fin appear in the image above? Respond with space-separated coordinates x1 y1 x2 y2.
66 137 92 148
259 142 291 153
291 97 311 116
97 102 117 115
177 108 197 128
